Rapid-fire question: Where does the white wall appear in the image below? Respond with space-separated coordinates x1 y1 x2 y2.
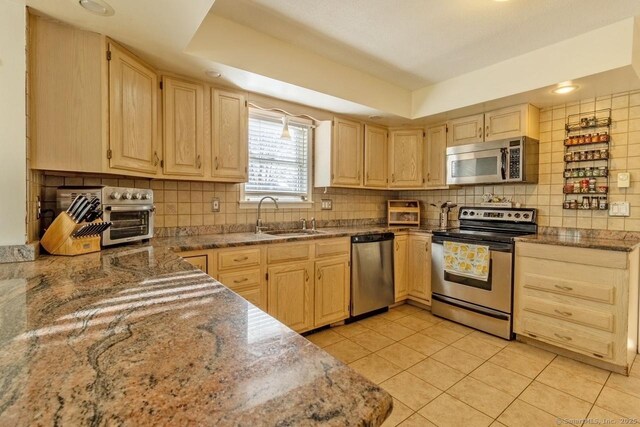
0 0 27 246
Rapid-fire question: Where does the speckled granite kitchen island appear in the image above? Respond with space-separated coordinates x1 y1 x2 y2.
0 244 392 425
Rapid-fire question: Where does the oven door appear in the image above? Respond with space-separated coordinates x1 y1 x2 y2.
102 205 154 246
446 147 507 185
431 236 513 313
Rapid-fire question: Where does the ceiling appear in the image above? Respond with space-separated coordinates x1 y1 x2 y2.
211 0 640 90
21 0 640 124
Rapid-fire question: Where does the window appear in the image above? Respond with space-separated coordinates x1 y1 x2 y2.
240 109 313 207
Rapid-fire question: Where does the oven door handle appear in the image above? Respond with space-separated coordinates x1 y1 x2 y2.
431 236 513 252
500 148 508 180
105 205 155 212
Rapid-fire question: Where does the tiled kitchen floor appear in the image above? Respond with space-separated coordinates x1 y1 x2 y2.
306 304 640 427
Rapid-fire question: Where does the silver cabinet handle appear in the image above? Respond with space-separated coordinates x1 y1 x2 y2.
196 155 202 169
233 278 248 284
478 127 482 138
305 269 309 282
233 256 249 262
554 309 572 317
554 285 573 291
153 151 160 166
215 156 219 170
317 269 322 280
485 125 489 138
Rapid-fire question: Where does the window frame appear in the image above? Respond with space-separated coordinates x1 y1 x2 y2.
239 109 314 209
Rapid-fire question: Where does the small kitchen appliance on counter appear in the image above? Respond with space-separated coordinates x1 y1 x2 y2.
56 186 154 246
430 206 537 339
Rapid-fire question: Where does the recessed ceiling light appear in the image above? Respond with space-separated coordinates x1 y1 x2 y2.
205 70 222 78
78 0 114 16
552 84 579 94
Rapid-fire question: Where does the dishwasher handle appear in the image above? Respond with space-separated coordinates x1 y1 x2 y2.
351 232 395 244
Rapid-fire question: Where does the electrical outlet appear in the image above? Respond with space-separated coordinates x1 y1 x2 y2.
211 197 220 212
321 199 333 210
609 201 630 217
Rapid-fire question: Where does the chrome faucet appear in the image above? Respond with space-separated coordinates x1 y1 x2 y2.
310 217 316 231
300 218 307 230
256 196 279 234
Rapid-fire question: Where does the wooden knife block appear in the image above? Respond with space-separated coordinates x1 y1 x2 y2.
41 212 102 256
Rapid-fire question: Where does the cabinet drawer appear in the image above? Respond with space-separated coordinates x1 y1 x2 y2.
522 295 614 332
520 316 613 359
521 272 615 304
267 243 310 264
217 248 261 271
183 255 208 273
315 239 349 258
217 268 261 291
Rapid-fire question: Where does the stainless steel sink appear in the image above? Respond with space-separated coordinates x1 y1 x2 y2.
264 229 325 237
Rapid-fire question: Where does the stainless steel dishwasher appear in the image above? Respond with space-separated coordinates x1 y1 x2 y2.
351 233 395 316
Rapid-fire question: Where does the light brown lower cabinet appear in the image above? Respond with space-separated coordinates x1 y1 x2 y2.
267 261 315 332
394 233 409 302
408 234 431 304
515 242 639 374
314 257 350 326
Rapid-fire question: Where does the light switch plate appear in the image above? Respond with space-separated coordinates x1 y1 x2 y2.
618 172 630 188
609 201 630 217
211 197 220 212
321 199 333 210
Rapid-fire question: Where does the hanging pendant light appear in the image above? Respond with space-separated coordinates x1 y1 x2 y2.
280 116 291 140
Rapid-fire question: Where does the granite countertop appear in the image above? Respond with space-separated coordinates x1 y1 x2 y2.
516 233 640 252
0 244 392 425
156 225 435 252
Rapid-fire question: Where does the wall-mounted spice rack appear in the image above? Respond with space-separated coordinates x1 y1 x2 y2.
562 108 611 210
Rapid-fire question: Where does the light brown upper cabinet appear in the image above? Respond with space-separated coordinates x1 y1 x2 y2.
211 89 248 182
364 124 388 188
446 113 484 147
162 76 204 176
389 129 423 188
315 117 363 188
108 42 159 175
484 104 539 142
447 104 540 146
424 124 447 188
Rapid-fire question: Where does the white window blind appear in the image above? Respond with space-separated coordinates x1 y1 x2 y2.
244 113 311 201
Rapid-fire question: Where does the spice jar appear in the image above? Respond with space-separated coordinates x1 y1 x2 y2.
564 169 572 178
600 148 608 158
564 183 574 193
578 169 586 177
580 117 589 128
598 185 608 193
571 169 580 178
588 117 597 127
578 135 585 144
591 197 599 209
594 133 600 142
600 133 610 142
600 166 608 176
584 134 592 144
594 150 601 160
585 167 593 177
582 196 591 209
599 197 608 210
578 151 587 161
570 199 578 209
563 200 572 209
589 178 597 191
586 151 594 160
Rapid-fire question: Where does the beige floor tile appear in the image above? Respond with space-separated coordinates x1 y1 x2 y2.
548 355 611 385
349 354 402 384
489 348 550 379
381 398 414 427
606 372 640 399
536 363 604 403
394 315 434 331
596 386 640 419
520 381 592 421
398 413 437 427
408 358 465 390
588 405 637 426
469 362 531 397
378 309 410 321
331 322 369 338
305 329 344 348
323 339 370 364
447 376 515 418
468 330 510 348
505 341 556 364
490 422 508 427
420 324 466 344
431 346 484 374
631 355 640 379
438 319 475 335
410 310 443 325
399 333 447 356
418 393 493 427
369 321 416 341
451 335 503 360
376 342 426 370
358 315 392 329
497 399 560 427
395 304 423 314
380 371 442 410
350 330 396 352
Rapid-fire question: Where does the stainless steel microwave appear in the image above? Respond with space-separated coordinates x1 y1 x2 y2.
446 137 539 185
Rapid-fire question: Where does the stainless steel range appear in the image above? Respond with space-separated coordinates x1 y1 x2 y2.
431 206 537 339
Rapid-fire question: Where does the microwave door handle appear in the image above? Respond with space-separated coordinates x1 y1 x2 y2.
500 148 507 180
105 205 155 212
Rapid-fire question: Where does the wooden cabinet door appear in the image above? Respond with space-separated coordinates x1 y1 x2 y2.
267 262 314 332
108 42 159 174
331 117 363 186
394 234 409 301
314 257 350 326
424 124 447 188
485 104 526 141
162 77 204 176
183 255 208 274
212 89 248 181
408 235 431 303
446 113 484 147
389 129 423 188
364 124 388 188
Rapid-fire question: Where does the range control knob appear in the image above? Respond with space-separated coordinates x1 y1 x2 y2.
523 213 530 219
508 213 512 217
110 192 120 200
132 193 142 200
469 211 475 216
122 192 132 200
141 193 151 200
514 213 521 219
462 211 468 216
